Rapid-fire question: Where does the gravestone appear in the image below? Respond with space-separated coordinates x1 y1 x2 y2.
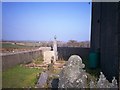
97 72 110 88
58 55 118 88
43 36 58 64
53 35 58 62
111 77 118 88
90 80 96 88
89 72 118 88
43 51 54 64
36 71 49 88
58 55 87 88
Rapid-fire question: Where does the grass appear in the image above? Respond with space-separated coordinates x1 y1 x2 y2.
2 43 29 48
2 65 43 88
33 56 44 64
2 43 34 51
53 69 61 75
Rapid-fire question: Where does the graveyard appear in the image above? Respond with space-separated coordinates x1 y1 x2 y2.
2 53 118 88
2 54 97 88
2 35 118 88
2 26 119 88
1 2 120 89
2 55 63 88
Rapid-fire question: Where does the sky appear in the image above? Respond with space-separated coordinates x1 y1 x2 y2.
2 2 92 42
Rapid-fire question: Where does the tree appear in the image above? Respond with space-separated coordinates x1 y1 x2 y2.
67 40 79 47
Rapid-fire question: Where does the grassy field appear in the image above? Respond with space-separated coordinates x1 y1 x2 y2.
2 43 33 49
2 65 43 88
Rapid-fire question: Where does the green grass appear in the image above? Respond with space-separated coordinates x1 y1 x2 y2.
33 56 43 64
2 65 43 88
2 43 33 49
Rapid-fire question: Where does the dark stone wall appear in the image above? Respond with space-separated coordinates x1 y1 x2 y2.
91 2 119 82
57 47 90 61
2 50 42 71
100 2 119 82
118 2 120 86
90 3 101 52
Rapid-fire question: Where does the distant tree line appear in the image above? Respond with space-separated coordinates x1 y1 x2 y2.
2 40 90 48
35 40 90 48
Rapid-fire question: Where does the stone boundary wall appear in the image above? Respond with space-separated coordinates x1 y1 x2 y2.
57 47 90 61
2 47 90 71
2 49 42 71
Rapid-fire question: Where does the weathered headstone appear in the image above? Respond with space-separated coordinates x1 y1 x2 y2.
36 71 49 88
58 55 87 88
90 80 96 88
111 77 118 88
97 72 110 88
53 35 58 62
58 55 118 88
43 51 54 64
43 36 58 64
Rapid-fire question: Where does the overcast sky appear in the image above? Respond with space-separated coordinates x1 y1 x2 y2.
2 2 92 42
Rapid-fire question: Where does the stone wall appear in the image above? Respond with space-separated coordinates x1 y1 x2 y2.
2 47 89 71
91 2 119 82
90 2 101 52
100 2 119 82
2 50 42 71
57 47 90 61
118 2 120 87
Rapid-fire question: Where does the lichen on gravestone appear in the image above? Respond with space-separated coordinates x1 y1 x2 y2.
58 55 118 88
96 72 118 88
36 71 49 88
97 72 112 88
111 77 118 88
58 55 88 88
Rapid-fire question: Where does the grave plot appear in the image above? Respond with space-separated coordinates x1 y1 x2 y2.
58 55 118 88
4 53 117 88
35 59 66 88
23 54 66 88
